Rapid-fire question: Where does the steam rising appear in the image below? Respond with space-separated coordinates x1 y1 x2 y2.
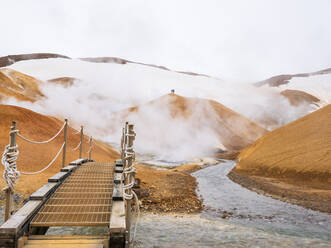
5 58 329 160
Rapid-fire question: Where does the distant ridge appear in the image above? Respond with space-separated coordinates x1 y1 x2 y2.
0 53 213 78
0 53 70 67
80 56 212 78
255 67 331 87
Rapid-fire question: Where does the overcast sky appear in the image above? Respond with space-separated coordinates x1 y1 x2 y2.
1 0 331 81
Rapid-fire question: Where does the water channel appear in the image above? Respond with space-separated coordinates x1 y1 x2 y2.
133 160 331 247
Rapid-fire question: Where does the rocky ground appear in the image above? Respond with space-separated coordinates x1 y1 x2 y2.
135 163 206 214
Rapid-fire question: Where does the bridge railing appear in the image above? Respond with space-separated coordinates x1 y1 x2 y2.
1 119 93 221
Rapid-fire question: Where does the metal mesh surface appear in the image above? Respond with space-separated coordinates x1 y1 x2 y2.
30 162 114 227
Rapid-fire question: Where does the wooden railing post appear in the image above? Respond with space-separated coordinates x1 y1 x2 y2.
4 121 17 221
122 122 128 167
79 126 83 159
88 136 92 160
125 123 135 244
62 119 68 168
121 127 125 162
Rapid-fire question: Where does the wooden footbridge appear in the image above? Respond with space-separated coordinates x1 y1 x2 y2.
0 121 138 248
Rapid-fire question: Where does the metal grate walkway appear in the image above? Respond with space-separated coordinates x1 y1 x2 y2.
30 162 114 227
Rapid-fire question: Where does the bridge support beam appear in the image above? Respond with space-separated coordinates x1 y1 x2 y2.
109 159 126 248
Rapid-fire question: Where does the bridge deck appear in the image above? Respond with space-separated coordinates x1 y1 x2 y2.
30 162 114 227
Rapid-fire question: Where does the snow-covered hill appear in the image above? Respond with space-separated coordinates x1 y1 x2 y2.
279 74 331 107
2 57 329 159
256 68 331 107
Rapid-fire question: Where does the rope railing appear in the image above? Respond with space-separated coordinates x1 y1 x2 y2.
1 120 93 184
17 122 66 144
1 121 67 191
86 136 93 160
72 129 81 135
1 119 93 221
72 141 81 151
69 127 93 160
20 143 65 175
86 141 93 154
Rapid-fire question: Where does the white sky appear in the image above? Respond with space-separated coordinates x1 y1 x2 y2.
1 0 331 81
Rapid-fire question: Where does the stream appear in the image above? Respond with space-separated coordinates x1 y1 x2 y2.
133 160 331 247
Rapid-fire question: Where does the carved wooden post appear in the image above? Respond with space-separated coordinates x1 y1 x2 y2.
122 122 128 167
79 126 83 159
88 136 92 160
62 119 68 168
4 121 17 221
4 186 12 222
121 127 125 162
125 123 135 244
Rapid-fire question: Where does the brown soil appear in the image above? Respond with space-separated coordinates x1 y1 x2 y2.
0 68 44 102
136 163 202 214
215 151 240 160
232 104 331 213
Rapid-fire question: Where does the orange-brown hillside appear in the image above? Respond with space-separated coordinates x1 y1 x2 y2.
0 105 119 197
281 89 320 107
0 68 44 102
119 94 266 151
235 104 331 180
230 105 331 212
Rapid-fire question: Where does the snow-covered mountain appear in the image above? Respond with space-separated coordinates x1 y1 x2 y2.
0 56 329 159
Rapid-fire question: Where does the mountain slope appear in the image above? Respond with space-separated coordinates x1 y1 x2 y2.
235 104 331 180
280 89 320 107
0 68 44 102
0 104 119 197
229 104 331 212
